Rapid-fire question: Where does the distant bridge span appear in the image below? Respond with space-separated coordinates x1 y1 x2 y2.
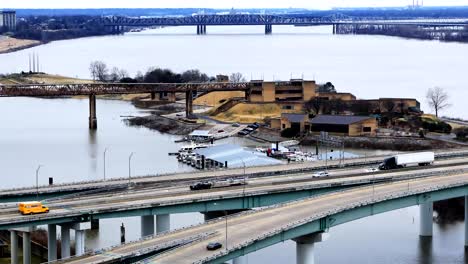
101 14 468 34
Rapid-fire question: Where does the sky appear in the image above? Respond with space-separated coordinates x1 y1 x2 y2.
2 0 468 9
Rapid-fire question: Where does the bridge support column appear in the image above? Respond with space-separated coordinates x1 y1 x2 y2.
202 25 207 34
465 196 468 248
10 230 18 264
141 215 155 237
91 219 100 230
156 214 170 233
22 232 31 264
265 24 272 35
75 230 85 256
293 232 329 264
197 25 201 35
333 24 336 34
89 94 97 130
420 201 433 237
150 92 156 100
47 224 57 261
185 90 193 118
60 224 71 258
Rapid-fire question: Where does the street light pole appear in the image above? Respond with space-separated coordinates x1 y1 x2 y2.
128 152 134 186
224 210 228 249
36 165 43 200
103 148 108 181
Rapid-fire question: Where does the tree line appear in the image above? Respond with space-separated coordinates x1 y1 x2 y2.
89 61 246 84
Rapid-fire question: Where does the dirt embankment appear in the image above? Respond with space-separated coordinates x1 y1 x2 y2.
126 103 203 135
300 136 461 151
0 37 42 54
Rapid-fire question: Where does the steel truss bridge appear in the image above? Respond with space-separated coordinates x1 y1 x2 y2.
101 14 468 27
0 82 249 97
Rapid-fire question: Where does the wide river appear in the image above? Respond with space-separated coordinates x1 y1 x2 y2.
0 25 467 263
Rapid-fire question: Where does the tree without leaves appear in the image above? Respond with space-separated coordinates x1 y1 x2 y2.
89 61 108 82
426 87 450 117
229 72 246 83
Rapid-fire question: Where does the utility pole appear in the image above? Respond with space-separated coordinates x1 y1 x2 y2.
36 165 43 200
128 152 134 186
103 148 108 180
225 210 228 249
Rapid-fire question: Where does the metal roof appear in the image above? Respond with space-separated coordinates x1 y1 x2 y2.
194 144 283 168
282 113 308 123
189 130 211 137
310 115 374 125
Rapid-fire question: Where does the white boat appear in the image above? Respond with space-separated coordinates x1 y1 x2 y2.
178 142 211 153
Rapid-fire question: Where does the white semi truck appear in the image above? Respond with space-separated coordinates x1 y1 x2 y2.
378 152 434 170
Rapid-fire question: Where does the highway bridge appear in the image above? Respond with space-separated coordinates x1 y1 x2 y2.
101 14 468 35
2 154 468 264
54 170 468 264
2 149 468 203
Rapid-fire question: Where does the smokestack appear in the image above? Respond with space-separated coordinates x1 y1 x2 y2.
28 54 31 72
32 53 36 73
37 53 40 73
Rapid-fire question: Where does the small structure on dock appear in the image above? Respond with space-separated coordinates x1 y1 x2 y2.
193 144 283 170
188 130 214 142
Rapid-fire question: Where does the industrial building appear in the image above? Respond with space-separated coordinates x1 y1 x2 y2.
0 10 16 32
247 79 317 103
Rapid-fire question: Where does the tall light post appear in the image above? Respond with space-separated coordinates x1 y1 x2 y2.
103 148 108 181
224 210 228 250
36 165 43 200
128 152 134 186
240 159 247 202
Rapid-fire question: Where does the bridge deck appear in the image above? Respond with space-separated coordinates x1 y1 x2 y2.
61 172 468 264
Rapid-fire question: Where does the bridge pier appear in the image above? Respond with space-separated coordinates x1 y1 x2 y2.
233 255 248 264
465 196 468 248
185 90 194 118
151 92 156 100
60 224 71 258
47 224 57 261
419 201 433 237
156 214 170 233
75 230 85 256
89 94 97 130
141 215 155 237
10 230 18 264
197 25 207 35
265 24 272 35
22 232 31 264
333 24 336 34
293 232 329 264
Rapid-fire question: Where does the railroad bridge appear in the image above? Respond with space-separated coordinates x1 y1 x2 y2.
0 82 250 129
101 14 468 35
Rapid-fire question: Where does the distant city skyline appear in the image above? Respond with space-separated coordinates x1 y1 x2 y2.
2 0 468 9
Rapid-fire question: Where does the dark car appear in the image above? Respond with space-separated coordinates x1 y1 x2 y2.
237 131 248 136
206 242 222 251
248 123 260 129
190 182 212 190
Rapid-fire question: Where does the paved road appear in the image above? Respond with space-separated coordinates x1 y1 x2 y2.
3 149 468 199
1 159 468 227
61 171 468 264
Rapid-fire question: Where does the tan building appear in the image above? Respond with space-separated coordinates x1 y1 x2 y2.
317 92 356 101
248 79 317 103
272 114 378 137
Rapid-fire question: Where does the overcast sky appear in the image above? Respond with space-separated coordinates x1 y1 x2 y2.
2 0 468 9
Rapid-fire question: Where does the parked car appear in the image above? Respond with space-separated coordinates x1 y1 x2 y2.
313 171 329 178
366 167 379 173
207 242 223 251
245 127 255 132
217 130 225 133
232 123 240 127
248 123 260 129
237 130 248 136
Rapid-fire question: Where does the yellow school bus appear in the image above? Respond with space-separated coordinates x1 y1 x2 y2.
18 201 49 215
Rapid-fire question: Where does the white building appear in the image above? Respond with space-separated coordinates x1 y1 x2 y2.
0 11 17 32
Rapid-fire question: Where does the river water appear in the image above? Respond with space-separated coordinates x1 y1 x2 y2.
1 25 467 263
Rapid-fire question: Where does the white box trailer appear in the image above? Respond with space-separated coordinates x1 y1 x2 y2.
379 152 434 170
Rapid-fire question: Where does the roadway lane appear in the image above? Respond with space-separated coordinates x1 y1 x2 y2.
3 149 468 199
62 172 468 264
1 161 468 228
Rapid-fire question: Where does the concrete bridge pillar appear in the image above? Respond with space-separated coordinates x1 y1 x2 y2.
22 232 31 264
185 90 194 118
265 24 272 34
293 232 329 264
150 92 156 100
60 224 71 258
10 230 18 264
202 25 207 34
333 24 336 34
465 196 468 248
47 224 57 261
89 94 97 130
71 222 90 256
141 215 155 237
419 201 433 237
197 25 201 35
156 214 170 233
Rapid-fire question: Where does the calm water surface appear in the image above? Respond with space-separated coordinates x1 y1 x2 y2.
0 26 467 263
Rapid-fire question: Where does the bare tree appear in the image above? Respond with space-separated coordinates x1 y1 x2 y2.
426 87 450 117
229 72 246 83
89 61 108 82
108 67 129 82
